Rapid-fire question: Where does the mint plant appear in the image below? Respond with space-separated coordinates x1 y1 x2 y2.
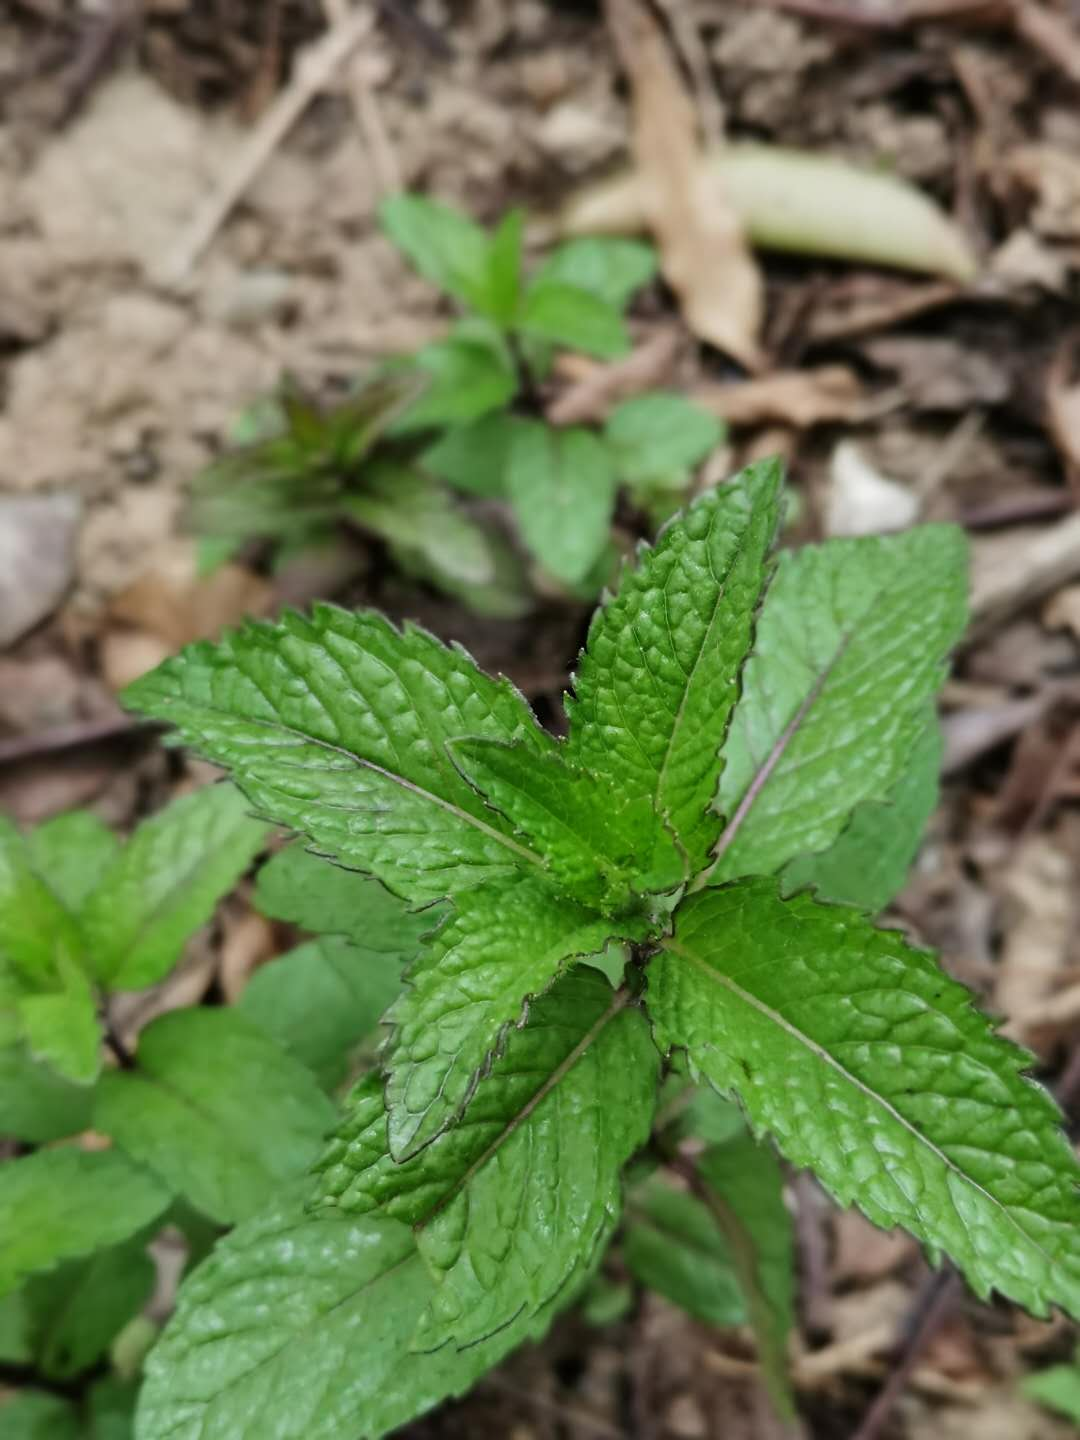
195 194 724 606
112 458 1080 1439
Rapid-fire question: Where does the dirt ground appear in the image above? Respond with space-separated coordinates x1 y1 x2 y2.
3 1 1080 1437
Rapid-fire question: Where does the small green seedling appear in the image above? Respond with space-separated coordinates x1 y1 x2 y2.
194 194 725 606
108 460 1079 1439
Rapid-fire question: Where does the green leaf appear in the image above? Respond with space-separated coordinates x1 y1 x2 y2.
122 605 557 905
604 392 723 484
780 711 943 912
392 336 517 432
567 462 782 873
697 1132 794 1413
506 422 617 585
343 461 497 586
450 739 684 913
81 784 268 991
420 412 525 497
0 1148 170 1297
486 209 524 326
239 935 403 1087
531 237 657 311
395 526 533 621
94 1008 336 1225
710 526 968 884
18 962 101 1085
27 812 121 914
24 1236 155 1380
0 817 84 985
135 1186 573 1440
89 1377 139 1440
0 1288 31 1362
516 281 628 359
382 873 621 1159
0 1391 81 1440
380 193 495 313
624 1176 746 1325
317 967 659 1348
254 842 429 954
1023 1361 1080 1422
650 881 1080 1320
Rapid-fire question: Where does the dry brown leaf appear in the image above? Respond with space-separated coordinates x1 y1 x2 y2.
995 834 1075 1042
547 328 682 425
970 514 1080 631
218 906 277 1004
1007 145 1080 242
1044 583 1080 639
109 538 272 651
694 366 865 429
831 1210 917 1286
1046 333 1080 490
603 0 764 369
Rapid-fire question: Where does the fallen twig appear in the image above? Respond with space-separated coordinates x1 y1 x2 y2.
848 1270 960 1440
546 328 682 426
322 0 401 195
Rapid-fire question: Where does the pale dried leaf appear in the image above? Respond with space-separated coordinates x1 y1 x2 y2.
604 0 764 368
995 835 1075 1042
0 493 81 647
109 539 272 650
694 366 865 430
971 515 1080 630
825 441 920 538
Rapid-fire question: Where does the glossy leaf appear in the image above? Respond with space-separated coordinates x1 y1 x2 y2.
81 784 268 990
567 462 781 872
95 1008 335 1224
710 527 967 883
0 1148 169 1297
135 1187 572 1440
780 710 942 912
122 605 556 904
382 874 622 1158
506 422 617 585
649 881 1080 1319
318 968 658 1347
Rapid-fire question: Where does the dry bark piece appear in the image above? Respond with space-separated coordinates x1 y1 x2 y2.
0 493 81 648
562 144 977 281
603 0 764 369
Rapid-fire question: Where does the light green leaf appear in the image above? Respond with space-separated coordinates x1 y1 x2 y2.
95 1008 336 1225
486 208 524 326
0 1042 96 1140
567 462 782 873
0 817 84 985
420 412 525 497
18 962 101 1085
1023 1361 1080 1422
0 1391 81 1440
343 462 497 586
0 1148 170 1297
710 526 967 884
81 784 268 991
395 525 533 621
24 1235 155 1381
382 873 622 1159
517 281 629 359
531 237 657 311
27 811 121 914
0 1288 31 1362
507 422 617 585
450 738 684 913
239 935 403 1087
135 1187 573 1440
780 711 943 912
624 1175 745 1325
122 606 556 905
697 1132 794 1413
604 392 723 484
650 881 1080 1320
318 967 658 1348
254 842 429 955
380 193 493 312
393 336 517 432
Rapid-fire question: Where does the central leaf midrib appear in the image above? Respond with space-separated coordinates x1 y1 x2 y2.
662 940 1062 1274
162 696 546 872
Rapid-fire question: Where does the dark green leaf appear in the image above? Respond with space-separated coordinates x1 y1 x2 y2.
95 1008 336 1225
0 1043 96 1142
0 1390 81 1440
516 281 628 359
0 1149 170 1297
123 606 557 904
25 1236 155 1380
566 462 781 873
506 422 617 585
624 1177 745 1325
81 784 268 991
650 881 1080 1320
89 1377 139 1440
